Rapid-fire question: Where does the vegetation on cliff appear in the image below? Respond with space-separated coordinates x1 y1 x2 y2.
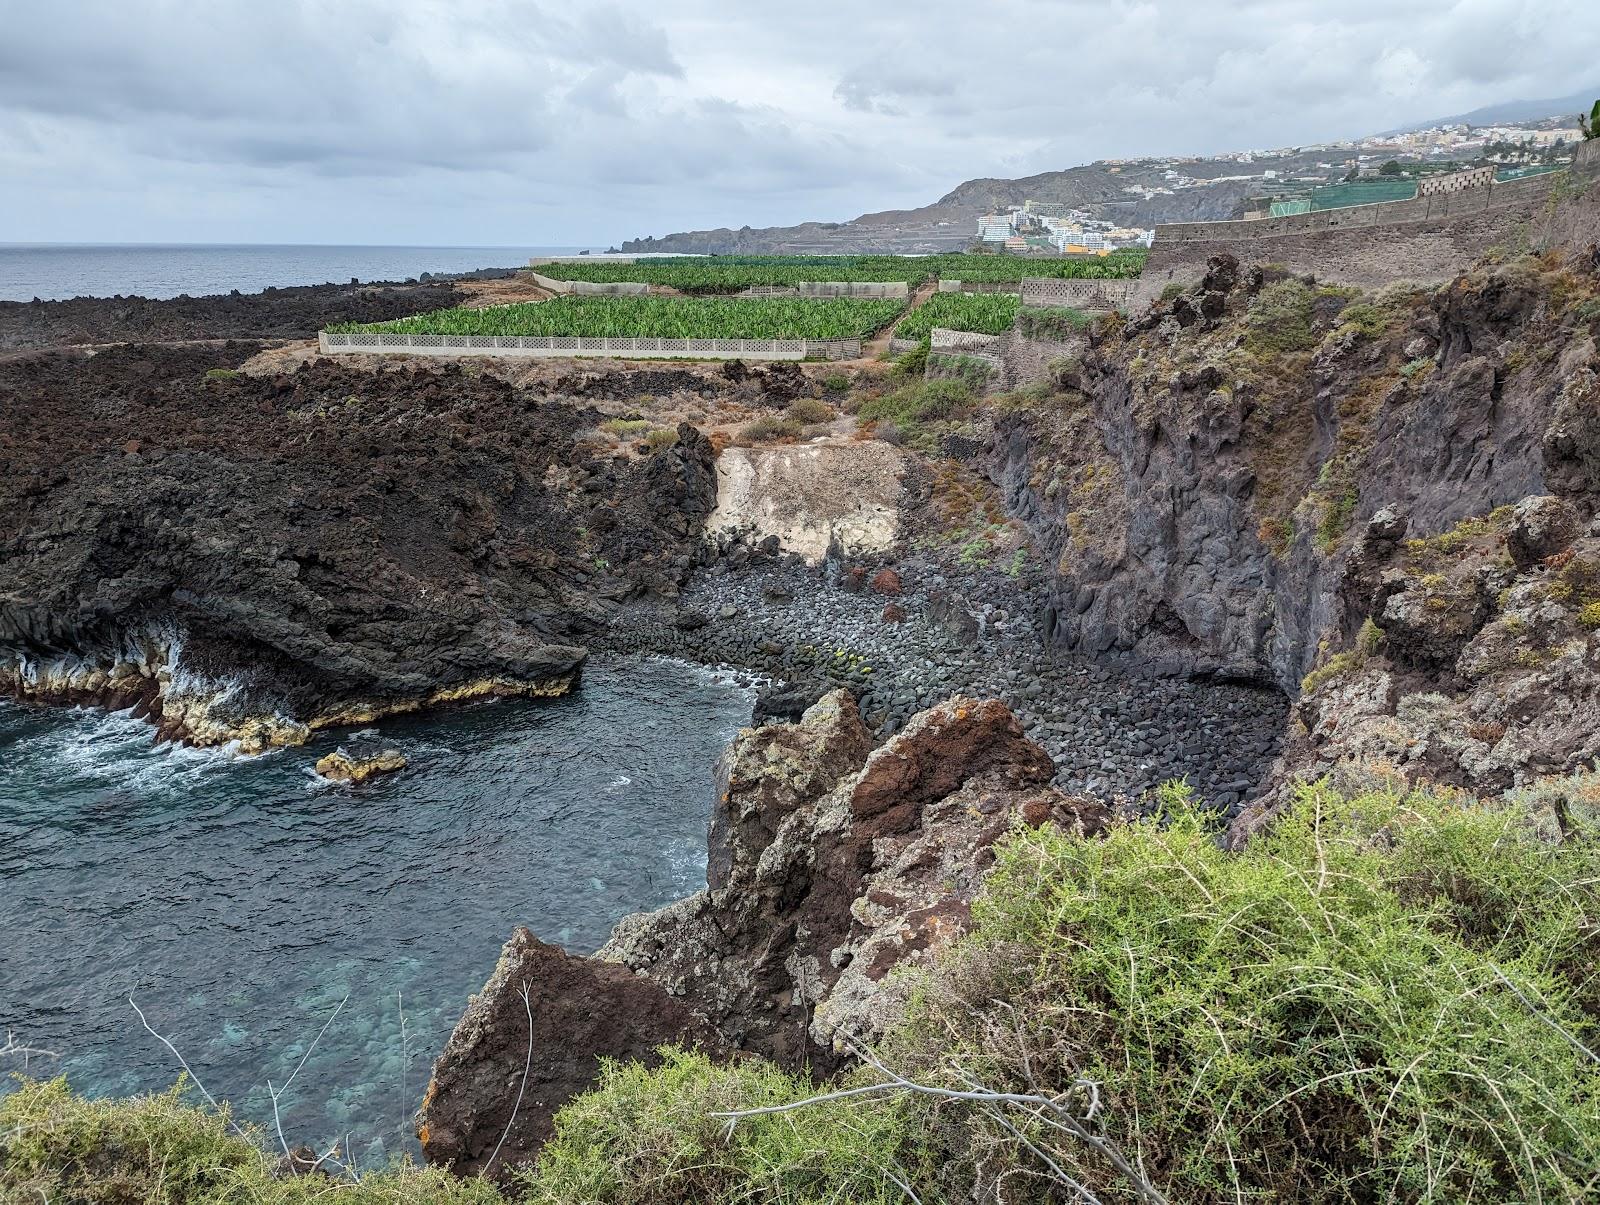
0 1079 501 1204
18 774 1586 1202
501 777 1600 1203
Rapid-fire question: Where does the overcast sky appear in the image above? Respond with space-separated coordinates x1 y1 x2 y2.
2 0 1597 247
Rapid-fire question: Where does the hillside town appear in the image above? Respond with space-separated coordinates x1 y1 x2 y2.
973 205 1155 253
976 114 1587 251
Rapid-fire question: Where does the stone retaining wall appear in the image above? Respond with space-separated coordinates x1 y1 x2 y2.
318 332 862 361
1133 161 1595 305
937 279 1023 294
527 271 650 296
1155 170 1562 244
738 281 909 299
930 327 1004 352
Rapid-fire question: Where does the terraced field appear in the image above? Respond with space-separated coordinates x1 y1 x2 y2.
328 295 906 340
894 292 1020 339
529 250 1148 292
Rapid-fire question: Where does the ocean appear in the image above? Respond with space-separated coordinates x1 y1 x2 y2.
0 243 599 303
0 657 753 1165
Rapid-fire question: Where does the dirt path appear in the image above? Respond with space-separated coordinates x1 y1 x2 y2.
862 279 937 359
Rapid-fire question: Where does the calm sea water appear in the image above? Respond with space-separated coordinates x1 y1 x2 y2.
0 244 599 303
0 657 753 1165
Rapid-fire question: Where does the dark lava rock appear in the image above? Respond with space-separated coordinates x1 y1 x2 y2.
752 678 827 725
0 279 466 353
0 348 718 740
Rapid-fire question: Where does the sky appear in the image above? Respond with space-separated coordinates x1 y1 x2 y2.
2 0 1597 247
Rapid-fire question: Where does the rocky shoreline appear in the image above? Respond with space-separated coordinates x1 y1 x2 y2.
594 538 1285 814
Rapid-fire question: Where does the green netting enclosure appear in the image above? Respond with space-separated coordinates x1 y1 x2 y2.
1267 199 1312 217
1306 179 1419 210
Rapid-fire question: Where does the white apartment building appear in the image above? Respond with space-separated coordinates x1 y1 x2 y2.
976 213 1015 242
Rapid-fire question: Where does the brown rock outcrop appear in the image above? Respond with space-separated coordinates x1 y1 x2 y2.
417 928 723 1181
422 691 1109 1172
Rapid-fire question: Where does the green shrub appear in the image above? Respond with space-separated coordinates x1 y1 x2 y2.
1159 282 1186 301
1581 601 1600 629
203 367 241 382
642 427 678 453
784 397 835 425
858 378 975 450
0 1078 503 1204
1245 278 1318 353
820 372 851 393
740 415 802 443
1016 305 1093 340
893 780 1600 1203
515 1048 917 1204
858 378 972 429
891 339 928 379
599 417 653 438
1333 301 1386 339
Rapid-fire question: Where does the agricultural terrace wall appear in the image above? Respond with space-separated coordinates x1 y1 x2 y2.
1417 165 1496 196
528 271 650 296
995 327 1087 390
1020 278 1137 310
1135 165 1584 303
926 350 1004 386
318 332 861 362
937 279 1024 294
738 281 909 299
923 326 1087 392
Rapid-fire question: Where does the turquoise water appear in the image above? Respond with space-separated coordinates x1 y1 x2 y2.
0 657 752 1165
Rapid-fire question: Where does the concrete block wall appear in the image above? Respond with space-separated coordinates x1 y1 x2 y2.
528 271 650 296
1416 165 1496 196
1020 277 1137 310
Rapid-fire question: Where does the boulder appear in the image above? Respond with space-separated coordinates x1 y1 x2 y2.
869 568 903 596
417 929 723 1181
1506 495 1580 570
314 735 406 782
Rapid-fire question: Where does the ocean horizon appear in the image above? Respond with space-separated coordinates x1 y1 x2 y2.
0 242 603 303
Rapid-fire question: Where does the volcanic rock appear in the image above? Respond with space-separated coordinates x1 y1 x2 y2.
423 691 1108 1171
417 929 723 1181
314 735 406 782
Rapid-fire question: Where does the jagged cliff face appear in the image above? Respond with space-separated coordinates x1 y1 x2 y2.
418 692 1107 1177
0 345 719 745
989 250 1600 696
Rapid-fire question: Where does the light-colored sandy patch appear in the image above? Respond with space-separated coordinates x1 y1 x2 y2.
708 440 905 563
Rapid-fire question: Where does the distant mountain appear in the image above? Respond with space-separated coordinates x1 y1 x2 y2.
621 90 1599 256
1390 86 1599 132
619 163 1265 256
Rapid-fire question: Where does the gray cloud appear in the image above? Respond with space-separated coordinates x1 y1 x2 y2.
0 0 1596 245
